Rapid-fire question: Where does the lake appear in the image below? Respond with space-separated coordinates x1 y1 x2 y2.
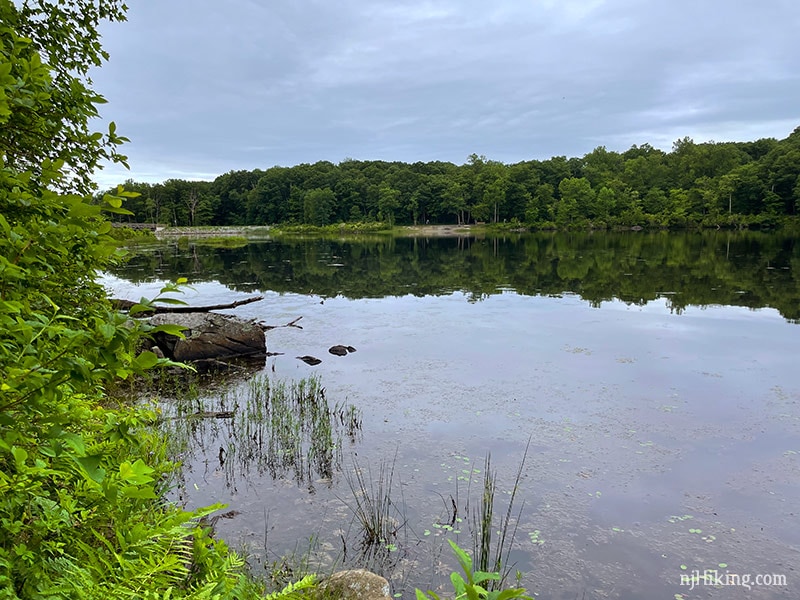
107 229 799 599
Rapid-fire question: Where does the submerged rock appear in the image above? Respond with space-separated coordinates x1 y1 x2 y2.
329 344 356 356
297 355 322 366
149 312 266 362
320 570 391 600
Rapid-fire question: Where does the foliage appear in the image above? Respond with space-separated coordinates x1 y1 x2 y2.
270 221 392 235
0 1 259 598
107 226 158 243
415 540 532 600
102 131 800 230
263 574 316 600
190 235 249 248
1 0 129 194
469 449 527 588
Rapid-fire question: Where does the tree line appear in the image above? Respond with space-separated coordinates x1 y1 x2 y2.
107 128 800 229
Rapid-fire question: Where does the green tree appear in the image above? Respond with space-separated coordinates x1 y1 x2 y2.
303 187 336 226
440 179 468 224
595 186 616 220
0 2 255 597
377 183 401 225
533 183 556 222
558 177 594 220
2 0 129 194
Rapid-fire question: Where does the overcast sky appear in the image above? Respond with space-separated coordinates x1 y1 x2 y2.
91 0 800 187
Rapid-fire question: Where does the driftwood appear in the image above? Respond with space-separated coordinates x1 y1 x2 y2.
112 295 263 314
158 410 235 422
260 316 303 331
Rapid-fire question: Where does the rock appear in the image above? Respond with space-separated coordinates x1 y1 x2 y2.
320 570 391 600
149 312 266 362
297 355 322 366
329 344 355 356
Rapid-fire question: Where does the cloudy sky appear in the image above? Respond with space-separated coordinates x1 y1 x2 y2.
91 0 800 187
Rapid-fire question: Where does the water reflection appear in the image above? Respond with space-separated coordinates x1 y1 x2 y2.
111 230 800 322
110 231 800 599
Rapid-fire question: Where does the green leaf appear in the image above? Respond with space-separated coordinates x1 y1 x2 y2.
132 350 160 370
120 485 157 499
76 455 106 483
153 297 187 306
11 446 28 468
449 539 473 573
473 571 501 584
492 588 532 600
149 324 186 338
103 205 134 215
119 459 155 485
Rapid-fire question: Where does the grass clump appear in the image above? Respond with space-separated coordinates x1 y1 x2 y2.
158 374 362 489
343 456 404 552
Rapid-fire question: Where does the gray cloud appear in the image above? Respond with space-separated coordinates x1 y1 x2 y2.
91 0 800 186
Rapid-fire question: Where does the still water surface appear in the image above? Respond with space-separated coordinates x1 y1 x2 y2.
108 231 800 599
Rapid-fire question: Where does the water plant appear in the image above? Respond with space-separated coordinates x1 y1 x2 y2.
342 454 406 554
416 540 533 600
465 442 530 588
158 373 362 489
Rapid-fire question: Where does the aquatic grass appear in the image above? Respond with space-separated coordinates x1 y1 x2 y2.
156 373 362 491
462 440 530 589
343 454 406 553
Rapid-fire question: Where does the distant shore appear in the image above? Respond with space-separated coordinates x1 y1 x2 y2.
154 225 273 238
152 223 497 239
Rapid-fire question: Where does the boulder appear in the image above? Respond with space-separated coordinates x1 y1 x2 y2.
320 570 391 600
149 312 266 362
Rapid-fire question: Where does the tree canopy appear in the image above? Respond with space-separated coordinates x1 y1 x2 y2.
108 130 800 230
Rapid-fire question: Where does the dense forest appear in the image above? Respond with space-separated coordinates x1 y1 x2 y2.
107 129 800 229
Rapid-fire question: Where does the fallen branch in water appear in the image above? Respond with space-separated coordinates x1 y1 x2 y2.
158 410 235 422
112 295 264 314
260 316 303 330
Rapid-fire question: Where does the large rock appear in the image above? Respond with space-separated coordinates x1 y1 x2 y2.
149 312 266 362
319 570 391 600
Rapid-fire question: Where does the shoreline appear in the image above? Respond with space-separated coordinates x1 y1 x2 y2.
153 224 494 239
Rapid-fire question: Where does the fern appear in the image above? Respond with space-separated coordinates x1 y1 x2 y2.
264 574 317 600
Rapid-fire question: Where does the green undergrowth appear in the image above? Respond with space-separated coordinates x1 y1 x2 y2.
107 226 158 244
0 2 274 596
270 221 392 236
